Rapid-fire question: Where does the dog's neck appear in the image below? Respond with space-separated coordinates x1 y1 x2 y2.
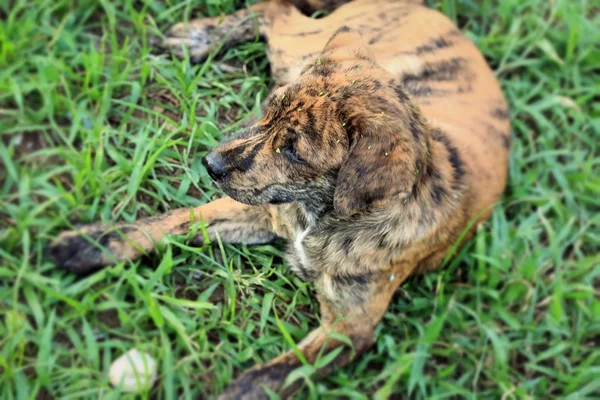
294 198 332 230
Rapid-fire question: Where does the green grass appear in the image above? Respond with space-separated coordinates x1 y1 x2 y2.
1 0 599 398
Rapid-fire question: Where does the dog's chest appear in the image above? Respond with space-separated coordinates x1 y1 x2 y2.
292 227 311 270
286 226 321 281
276 204 324 281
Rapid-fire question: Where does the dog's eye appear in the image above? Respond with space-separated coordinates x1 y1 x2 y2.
282 146 308 165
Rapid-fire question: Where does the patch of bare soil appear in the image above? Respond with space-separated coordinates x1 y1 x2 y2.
2 130 47 159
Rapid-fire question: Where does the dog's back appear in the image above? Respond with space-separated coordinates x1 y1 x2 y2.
265 0 510 227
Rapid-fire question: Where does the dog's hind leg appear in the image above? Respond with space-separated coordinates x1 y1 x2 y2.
47 197 282 275
161 0 356 63
161 2 272 62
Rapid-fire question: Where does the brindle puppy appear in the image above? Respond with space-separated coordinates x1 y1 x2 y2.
48 0 511 398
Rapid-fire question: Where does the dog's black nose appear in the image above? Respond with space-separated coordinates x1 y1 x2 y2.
202 152 227 180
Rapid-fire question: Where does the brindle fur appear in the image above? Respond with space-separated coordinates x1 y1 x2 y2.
48 0 510 398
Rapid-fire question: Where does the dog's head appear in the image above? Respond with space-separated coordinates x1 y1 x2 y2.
203 27 431 216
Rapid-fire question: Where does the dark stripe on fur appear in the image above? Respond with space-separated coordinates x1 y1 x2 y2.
414 36 454 55
491 107 510 120
402 57 469 84
332 271 374 286
432 128 465 187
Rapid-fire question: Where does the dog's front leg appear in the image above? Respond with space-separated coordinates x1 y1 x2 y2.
47 197 281 274
219 264 416 399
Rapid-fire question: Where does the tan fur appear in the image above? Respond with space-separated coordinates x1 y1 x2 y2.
48 0 510 398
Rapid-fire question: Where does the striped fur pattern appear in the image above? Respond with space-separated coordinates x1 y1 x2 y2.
48 0 511 398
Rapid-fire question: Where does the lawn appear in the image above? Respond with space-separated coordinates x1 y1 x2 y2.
1 0 599 398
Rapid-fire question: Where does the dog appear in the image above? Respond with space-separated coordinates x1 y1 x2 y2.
48 0 511 398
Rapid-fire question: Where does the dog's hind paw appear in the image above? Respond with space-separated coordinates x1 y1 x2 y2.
160 19 219 62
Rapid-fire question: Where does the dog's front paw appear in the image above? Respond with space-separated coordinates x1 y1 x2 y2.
218 362 299 400
46 225 115 274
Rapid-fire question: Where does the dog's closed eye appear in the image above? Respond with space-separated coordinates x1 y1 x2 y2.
281 145 308 165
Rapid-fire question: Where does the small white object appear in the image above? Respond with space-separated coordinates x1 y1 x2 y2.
108 348 157 393
389 273 395 282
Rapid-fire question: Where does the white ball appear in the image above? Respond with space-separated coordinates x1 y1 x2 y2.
108 349 158 393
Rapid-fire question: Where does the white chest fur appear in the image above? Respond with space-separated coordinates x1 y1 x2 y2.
293 227 311 269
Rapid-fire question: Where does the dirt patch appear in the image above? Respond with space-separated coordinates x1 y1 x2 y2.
97 308 122 329
35 387 54 400
2 130 47 159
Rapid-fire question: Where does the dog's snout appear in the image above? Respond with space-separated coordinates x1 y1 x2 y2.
203 152 227 180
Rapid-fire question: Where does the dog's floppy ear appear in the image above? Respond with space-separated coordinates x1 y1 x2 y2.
333 112 431 216
317 26 432 216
